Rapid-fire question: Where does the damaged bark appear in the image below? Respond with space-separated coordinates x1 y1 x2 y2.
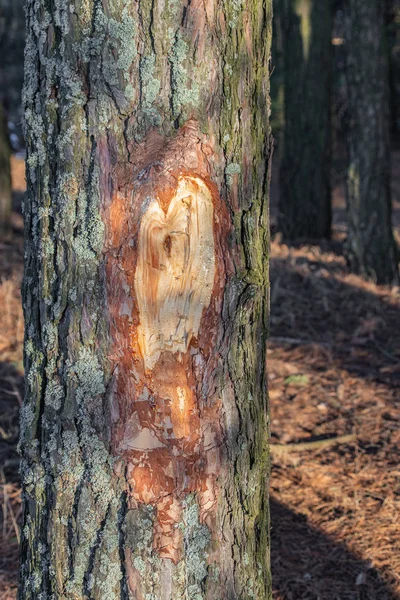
20 1 272 599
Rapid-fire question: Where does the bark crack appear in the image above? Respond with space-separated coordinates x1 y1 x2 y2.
118 490 129 600
82 502 112 598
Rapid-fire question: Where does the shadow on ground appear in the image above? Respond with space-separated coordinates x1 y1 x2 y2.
271 497 399 600
270 252 400 388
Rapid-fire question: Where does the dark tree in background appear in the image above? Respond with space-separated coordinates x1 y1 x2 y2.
279 0 333 240
386 0 400 134
0 0 25 236
344 0 399 284
270 1 284 139
0 0 25 142
0 102 11 237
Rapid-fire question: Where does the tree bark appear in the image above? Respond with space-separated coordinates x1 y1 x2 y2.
271 0 284 140
344 0 399 284
20 1 273 599
385 0 400 134
278 0 333 240
0 103 11 237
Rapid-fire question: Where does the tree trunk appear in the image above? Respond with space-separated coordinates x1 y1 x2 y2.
0 103 11 237
271 0 284 140
344 0 399 284
20 1 273 599
385 0 400 134
278 0 333 240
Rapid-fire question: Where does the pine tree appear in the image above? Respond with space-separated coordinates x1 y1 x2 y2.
279 0 333 240
19 1 273 598
344 0 399 283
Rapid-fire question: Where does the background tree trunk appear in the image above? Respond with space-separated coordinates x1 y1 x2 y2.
344 0 399 284
271 0 285 141
19 1 272 599
0 103 11 238
279 0 333 240
385 0 400 134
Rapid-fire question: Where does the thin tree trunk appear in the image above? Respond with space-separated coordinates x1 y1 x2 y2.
385 0 400 134
271 0 284 140
279 0 333 240
0 103 11 237
344 0 399 284
19 1 273 599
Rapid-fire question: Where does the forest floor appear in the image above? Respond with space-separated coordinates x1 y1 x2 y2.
0 155 399 599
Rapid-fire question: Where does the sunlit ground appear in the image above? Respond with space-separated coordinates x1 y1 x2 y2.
0 156 399 599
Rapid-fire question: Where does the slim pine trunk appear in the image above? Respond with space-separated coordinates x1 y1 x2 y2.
0 103 11 237
19 1 273 599
344 0 399 284
386 0 400 134
279 0 333 240
271 0 284 139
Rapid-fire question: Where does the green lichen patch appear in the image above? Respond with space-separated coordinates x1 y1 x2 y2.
225 162 241 187
69 346 105 404
125 505 162 596
173 494 212 599
72 169 105 266
168 31 200 119
93 3 137 101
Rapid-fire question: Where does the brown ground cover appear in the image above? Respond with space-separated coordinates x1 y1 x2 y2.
269 239 400 600
0 157 399 599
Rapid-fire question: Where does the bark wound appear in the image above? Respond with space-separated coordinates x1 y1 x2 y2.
105 124 227 571
135 176 215 371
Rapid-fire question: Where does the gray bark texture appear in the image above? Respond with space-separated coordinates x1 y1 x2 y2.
278 0 333 240
344 0 399 284
19 1 273 599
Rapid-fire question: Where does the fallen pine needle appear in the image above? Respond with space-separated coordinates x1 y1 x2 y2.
270 434 356 454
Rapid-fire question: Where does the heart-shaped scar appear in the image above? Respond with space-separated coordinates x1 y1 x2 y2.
135 176 216 370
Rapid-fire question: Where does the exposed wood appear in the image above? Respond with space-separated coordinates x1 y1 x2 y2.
135 176 216 371
106 125 228 570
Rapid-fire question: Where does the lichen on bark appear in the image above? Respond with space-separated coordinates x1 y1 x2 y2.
20 0 273 598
